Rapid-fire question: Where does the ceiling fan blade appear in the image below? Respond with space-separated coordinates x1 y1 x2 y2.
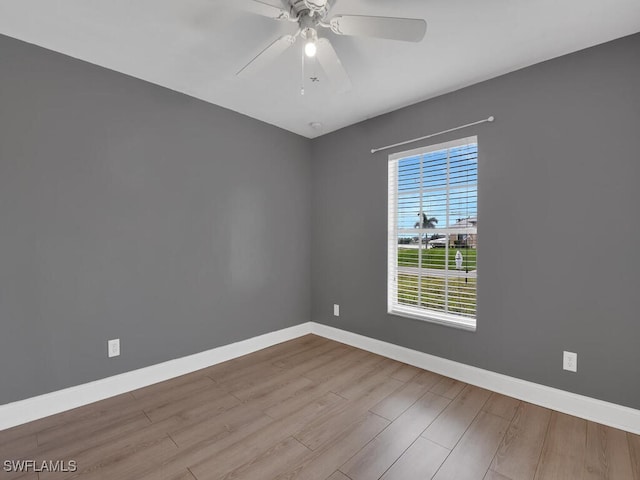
315 37 352 93
237 35 296 77
329 15 427 42
244 0 290 20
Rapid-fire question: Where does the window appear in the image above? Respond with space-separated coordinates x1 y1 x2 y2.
388 136 478 331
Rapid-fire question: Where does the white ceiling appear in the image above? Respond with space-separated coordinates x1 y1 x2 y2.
1 0 639 138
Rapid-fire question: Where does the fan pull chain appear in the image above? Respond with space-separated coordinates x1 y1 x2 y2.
300 47 305 95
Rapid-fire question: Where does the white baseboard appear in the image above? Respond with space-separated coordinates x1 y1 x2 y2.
0 323 313 430
310 323 640 435
3 321 639 435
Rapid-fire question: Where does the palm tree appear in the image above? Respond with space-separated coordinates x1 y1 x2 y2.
414 212 438 229
415 212 438 246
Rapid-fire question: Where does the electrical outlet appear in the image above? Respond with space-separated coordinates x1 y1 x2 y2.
563 351 577 372
108 339 120 358
333 304 340 317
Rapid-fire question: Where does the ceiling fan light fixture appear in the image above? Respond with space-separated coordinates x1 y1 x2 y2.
302 27 318 57
304 40 317 57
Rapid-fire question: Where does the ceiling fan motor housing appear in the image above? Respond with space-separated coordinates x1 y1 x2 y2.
288 0 329 18
304 0 328 12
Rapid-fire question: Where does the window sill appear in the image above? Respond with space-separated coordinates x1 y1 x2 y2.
389 305 476 332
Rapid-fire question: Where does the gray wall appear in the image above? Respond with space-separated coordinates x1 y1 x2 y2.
0 35 311 404
310 33 640 409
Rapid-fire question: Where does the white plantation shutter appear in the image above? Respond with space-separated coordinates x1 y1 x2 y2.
388 136 478 331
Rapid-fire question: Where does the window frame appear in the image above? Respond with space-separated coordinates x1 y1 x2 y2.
387 136 478 332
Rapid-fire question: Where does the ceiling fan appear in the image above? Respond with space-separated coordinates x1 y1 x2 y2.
237 0 427 93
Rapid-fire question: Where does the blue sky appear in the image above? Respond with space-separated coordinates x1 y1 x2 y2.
396 143 478 234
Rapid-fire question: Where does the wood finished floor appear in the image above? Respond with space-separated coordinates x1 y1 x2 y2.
1 335 639 480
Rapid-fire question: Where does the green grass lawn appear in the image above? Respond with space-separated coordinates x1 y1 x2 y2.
398 246 477 270
397 274 476 317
